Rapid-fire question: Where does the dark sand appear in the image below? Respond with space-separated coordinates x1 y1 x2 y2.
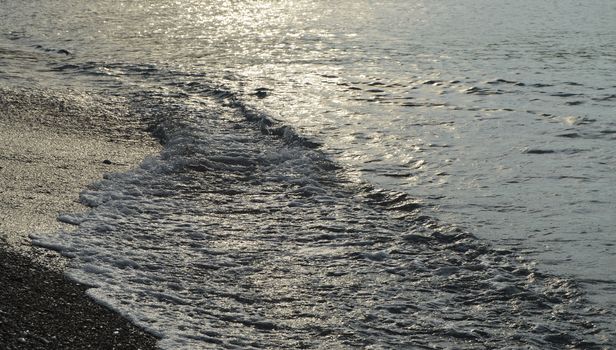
0 86 161 349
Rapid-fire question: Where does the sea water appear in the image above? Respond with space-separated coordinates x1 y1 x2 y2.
1 0 615 348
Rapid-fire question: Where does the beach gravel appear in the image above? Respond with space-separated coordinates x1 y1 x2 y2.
0 246 159 350
0 86 161 349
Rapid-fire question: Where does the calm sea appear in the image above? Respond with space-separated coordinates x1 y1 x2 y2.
2 1 615 348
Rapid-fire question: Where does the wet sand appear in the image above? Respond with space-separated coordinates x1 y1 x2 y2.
0 86 161 349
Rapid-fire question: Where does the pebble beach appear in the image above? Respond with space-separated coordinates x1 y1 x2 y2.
0 87 160 349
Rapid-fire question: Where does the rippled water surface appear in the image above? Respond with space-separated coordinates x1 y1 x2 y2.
2 0 615 348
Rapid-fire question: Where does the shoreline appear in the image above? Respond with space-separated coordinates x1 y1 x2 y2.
0 86 161 349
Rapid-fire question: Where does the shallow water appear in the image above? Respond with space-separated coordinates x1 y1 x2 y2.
29 90 614 348
2 0 615 348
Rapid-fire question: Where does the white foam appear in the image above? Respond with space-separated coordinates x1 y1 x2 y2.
31 235 72 253
57 213 85 225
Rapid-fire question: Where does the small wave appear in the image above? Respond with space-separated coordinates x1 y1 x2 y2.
593 94 616 101
33 44 72 56
485 78 524 86
523 148 590 155
550 92 583 98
